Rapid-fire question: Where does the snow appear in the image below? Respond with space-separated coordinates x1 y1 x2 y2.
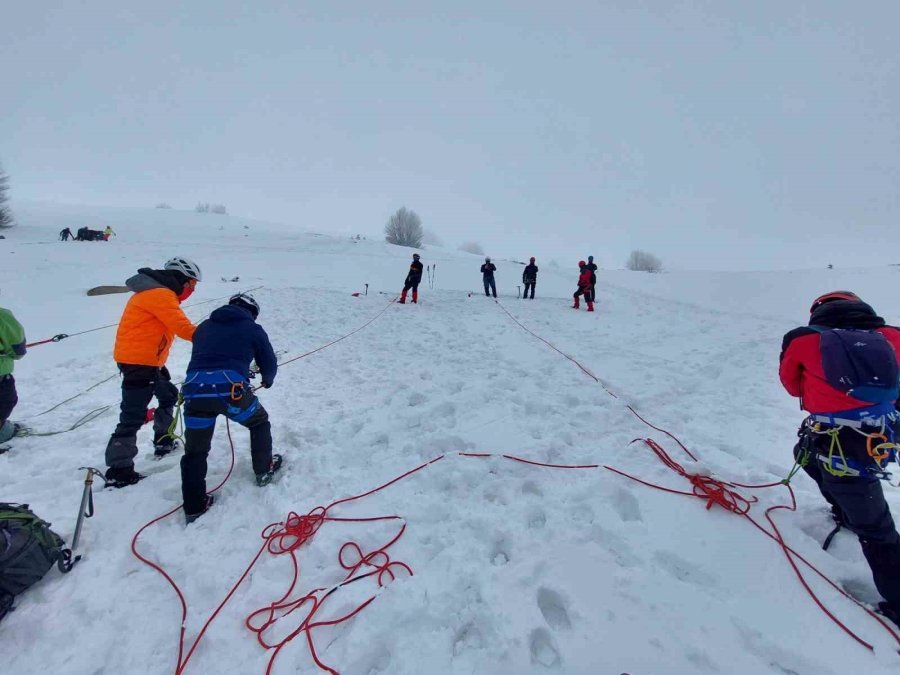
3 201 900 674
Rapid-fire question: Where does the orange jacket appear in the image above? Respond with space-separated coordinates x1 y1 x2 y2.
113 271 196 366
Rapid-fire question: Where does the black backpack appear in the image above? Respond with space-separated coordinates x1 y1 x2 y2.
0 503 79 622
810 326 900 404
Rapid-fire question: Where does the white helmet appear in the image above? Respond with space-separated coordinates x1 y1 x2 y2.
164 256 202 281
229 292 260 318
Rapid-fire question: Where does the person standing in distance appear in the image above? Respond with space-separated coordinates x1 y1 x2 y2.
399 253 423 304
522 257 538 299
481 257 497 298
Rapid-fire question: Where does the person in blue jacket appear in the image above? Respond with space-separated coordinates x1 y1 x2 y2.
179 292 282 523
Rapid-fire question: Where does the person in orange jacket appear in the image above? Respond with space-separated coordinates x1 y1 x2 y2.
104 257 202 487
572 261 594 311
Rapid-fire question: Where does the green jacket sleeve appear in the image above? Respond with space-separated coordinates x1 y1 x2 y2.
0 309 27 360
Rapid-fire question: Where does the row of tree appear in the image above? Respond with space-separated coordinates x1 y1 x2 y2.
383 207 662 272
0 163 12 228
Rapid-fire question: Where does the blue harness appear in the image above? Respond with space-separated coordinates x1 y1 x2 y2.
181 369 258 429
807 402 900 479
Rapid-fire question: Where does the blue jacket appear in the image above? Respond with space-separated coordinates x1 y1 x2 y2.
186 305 277 385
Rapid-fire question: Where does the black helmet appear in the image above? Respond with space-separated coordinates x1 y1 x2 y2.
229 292 260 319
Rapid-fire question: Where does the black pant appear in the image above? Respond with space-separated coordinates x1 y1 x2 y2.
574 288 590 301
0 375 17 424
523 282 535 299
484 277 497 297
181 393 272 514
403 280 420 292
589 284 596 303
105 364 179 468
795 432 900 610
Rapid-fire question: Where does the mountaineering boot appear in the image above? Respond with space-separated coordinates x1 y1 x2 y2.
572 298 580 309
153 438 180 459
399 289 407 304
587 302 594 312
104 465 145 489
256 453 283 487
412 290 418 304
185 495 215 524
0 419 17 444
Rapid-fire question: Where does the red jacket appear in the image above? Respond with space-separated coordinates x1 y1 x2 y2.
780 321 900 414
577 270 592 290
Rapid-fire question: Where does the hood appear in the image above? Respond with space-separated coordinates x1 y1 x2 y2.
209 304 255 324
126 268 185 295
809 299 886 330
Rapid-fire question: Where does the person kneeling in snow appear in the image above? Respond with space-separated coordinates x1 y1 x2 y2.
0 305 27 445
179 292 282 524
104 257 202 487
780 291 900 627
572 261 594 312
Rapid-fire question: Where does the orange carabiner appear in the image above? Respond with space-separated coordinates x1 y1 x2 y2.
867 432 893 463
230 382 244 402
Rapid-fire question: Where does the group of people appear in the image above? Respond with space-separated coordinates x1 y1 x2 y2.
59 226 116 242
3 249 900 627
100 257 282 522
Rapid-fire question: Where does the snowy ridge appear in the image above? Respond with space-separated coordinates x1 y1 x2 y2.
3 203 900 674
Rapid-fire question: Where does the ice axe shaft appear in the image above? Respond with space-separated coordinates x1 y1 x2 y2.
72 467 101 550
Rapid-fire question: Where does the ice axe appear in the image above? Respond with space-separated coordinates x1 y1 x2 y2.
72 467 106 550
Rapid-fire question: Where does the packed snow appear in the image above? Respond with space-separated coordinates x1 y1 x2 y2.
3 202 900 674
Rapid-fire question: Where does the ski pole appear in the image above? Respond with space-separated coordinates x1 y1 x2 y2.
72 467 104 550
365 283 369 296
517 285 521 299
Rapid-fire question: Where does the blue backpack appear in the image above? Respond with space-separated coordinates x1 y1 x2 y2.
810 326 900 404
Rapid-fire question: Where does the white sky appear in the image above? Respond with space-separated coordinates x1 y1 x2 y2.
2 1 898 270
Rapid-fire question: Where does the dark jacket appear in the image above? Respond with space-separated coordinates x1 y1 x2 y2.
481 263 497 279
187 305 277 385
523 264 538 283
779 300 900 413
585 262 598 284
405 260 424 284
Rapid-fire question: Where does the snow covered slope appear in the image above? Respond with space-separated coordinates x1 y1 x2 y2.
3 202 900 674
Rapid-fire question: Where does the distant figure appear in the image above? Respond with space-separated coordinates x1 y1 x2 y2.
399 253 423 304
572 261 594 312
522 257 538 299
481 257 497 298
59 227 73 242
103 226 116 241
585 255 598 302
76 227 88 241
0 305 27 445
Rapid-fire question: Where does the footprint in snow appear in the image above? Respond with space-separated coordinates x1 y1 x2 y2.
529 628 561 668
651 550 718 588
537 588 572 630
609 486 643 523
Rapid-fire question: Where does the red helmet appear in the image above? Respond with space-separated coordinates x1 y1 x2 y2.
578 260 586 267
809 290 861 313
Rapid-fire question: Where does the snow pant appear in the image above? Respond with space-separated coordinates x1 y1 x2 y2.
483 277 497 298
0 376 17 444
400 281 419 303
105 364 178 469
795 435 900 611
181 392 272 515
523 282 535 299
589 283 596 303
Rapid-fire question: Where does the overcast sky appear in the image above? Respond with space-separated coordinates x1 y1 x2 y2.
2 2 898 270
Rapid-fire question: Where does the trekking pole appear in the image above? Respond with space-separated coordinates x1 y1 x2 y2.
72 467 105 550
517 285 521 299
365 283 369 297
432 263 436 290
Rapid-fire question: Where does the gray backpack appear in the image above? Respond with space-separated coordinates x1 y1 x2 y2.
0 503 79 622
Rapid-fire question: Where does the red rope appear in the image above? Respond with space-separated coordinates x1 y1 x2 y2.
494 299 900 652
606 438 900 651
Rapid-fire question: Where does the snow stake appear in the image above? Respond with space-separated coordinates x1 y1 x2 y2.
72 467 105 550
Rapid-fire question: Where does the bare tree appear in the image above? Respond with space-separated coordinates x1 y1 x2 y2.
195 202 210 213
458 241 485 255
211 204 227 215
384 207 423 248
626 250 663 273
155 202 173 209
0 162 14 229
